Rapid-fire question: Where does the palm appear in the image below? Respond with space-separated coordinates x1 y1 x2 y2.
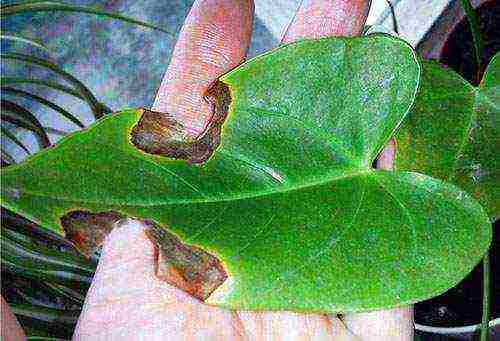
73 1 411 340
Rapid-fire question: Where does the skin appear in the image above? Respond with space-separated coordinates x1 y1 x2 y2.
1 297 26 341
81 0 411 340
3 1 412 340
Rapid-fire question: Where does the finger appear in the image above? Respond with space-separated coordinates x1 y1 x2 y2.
74 220 244 340
281 0 371 43
342 306 414 340
376 138 395 170
152 0 254 138
237 311 335 340
1 296 26 341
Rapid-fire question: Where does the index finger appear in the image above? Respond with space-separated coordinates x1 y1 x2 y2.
152 0 254 138
282 0 371 43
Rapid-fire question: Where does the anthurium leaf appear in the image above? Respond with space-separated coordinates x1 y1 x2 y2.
395 54 499 220
0 34 492 313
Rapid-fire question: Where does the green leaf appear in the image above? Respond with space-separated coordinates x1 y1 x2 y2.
0 35 492 313
10 303 78 325
395 55 500 220
0 34 51 54
2 52 111 119
1 99 51 148
1 1 174 37
1 125 32 155
1 228 95 285
458 0 483 83
1 147 16 165
1 77 84 99
2 87 85 128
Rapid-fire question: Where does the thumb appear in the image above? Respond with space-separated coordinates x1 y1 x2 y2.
73 219 180 338
85 219 159 302
74 219 242 340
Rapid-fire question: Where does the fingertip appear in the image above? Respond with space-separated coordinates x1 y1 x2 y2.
152 0 255 137
100 219 156 262
282 0 371 43
94 219 157 283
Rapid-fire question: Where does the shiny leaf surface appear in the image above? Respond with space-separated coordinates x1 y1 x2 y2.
395 54 499 220
1 35 491 313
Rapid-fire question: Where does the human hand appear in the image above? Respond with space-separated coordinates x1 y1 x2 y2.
74 1 412 340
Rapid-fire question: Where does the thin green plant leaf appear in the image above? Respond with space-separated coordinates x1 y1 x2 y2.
1 35 492 313
1 99 51 148
1 125 32 155
27 337 70 341
1 147 16 164
458 0 483 82
1 229 95 274
384 0 399 35
481 252 490 341
9 303 79 325
2 77 84 99
1 1 174 37
1 237 94 285
42 126 69 137
0 34 51 54
2 87 85 128
46 283 85 304
2 52 111 118
1 208 76 248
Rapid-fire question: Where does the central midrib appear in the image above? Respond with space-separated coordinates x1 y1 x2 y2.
5 168 373 207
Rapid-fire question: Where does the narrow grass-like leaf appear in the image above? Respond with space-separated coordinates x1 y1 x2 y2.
27 337 70 340
1 247 94 285
3 87 85 128
46 283 85 304
1 99 51 148
0 207 76 247
0 34 51 54
1 229 95 274
1 147 16 164
9 303 79 325
42 126 69 137
384 0 399 35
2 52 111 118
481 252 490 341
1 125 32 154
1 208 75 248
2 77 83 99
458 0 483 82
1 228 95 286
1 1 174 37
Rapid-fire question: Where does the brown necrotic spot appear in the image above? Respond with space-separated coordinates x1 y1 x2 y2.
60 210 227 301
130 81 231 164
60 210 125 257
143 220 228 301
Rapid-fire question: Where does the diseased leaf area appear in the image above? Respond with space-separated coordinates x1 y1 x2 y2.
0 35 492 313
395 54 499 220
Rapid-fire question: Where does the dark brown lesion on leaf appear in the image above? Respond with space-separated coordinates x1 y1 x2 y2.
130 81 231 164
143 220 227 301
60 210 125 257
60 210 227 301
